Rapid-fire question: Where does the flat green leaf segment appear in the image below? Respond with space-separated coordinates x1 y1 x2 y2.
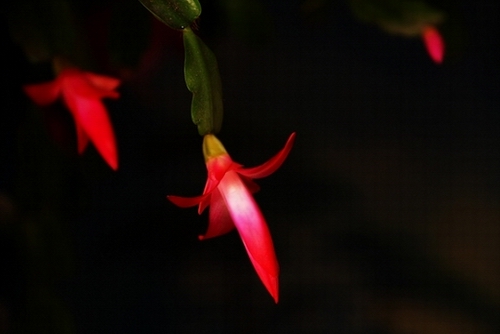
183 28 223 135
138 0 201 30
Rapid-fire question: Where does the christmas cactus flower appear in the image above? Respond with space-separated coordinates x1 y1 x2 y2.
422 26 445 64
168 132 296 302
23 67 121 170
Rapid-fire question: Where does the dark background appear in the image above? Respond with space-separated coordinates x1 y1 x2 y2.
1 0 499 333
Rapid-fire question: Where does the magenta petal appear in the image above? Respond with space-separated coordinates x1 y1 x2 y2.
23 81 61 106
422 27 445 64
167 194 206 208
199 188 235 240
218 171 279 301
64 93 118 170
238 132 295 179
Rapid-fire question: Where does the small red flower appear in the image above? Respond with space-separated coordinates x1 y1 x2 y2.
422 26 445 64
168 133 296 302
23 68 120 170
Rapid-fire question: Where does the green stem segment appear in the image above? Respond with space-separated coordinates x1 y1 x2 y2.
183 27 224 135
138 0 223 135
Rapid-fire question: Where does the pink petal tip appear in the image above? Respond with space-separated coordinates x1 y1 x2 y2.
423 27 445 64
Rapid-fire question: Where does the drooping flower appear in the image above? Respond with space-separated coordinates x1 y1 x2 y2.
422 26 445 64
23 67 121 170
168 133 296 302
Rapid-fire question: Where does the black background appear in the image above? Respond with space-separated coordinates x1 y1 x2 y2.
1 0 499 333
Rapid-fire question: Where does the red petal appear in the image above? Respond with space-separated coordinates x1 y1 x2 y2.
199 188 235 240
197 175 221 214
84 72 121 98
167 194 205 208
198 156 238 214
57 69 118 100
23 81 61 106
422 27 445 64
243 242 279 303
169 156 237 214
218 171 279 301
63 93 119 170
75 121 90 154
238 132 295 179
198 195 212 214
205 155 234 188
85 72 121 90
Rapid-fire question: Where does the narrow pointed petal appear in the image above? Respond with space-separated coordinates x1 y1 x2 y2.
64 94 118 170
238 133 296 179
242 242 279 303
218 171 279 300
23 81 61 106
167 194 205 208
75 121 90 154
84 73 121 98
199 188 235 240
422 27 445 64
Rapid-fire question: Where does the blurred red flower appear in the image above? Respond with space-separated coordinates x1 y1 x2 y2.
24 68 120 170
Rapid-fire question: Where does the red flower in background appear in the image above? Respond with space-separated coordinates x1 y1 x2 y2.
422 26 445 64
24 68 120 170
168 133 296 303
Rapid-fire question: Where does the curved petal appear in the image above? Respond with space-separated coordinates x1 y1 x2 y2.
85 72 121 90
218 171 279 301
84 72 121 98
242 241 279 303
61 72 96 99
197 171 224 214
198 156 239 214
422 27 445 64
204 155 235 192
198 194 212 214
238 132 295 179
60 69 117 101
23 81 61 106
199 188 235 240
64 93 118 170
201 172 223 200
167 194 206 208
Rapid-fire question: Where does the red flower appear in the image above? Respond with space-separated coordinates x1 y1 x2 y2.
422 26 445 64
23 68 120 170
168 133 296 302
